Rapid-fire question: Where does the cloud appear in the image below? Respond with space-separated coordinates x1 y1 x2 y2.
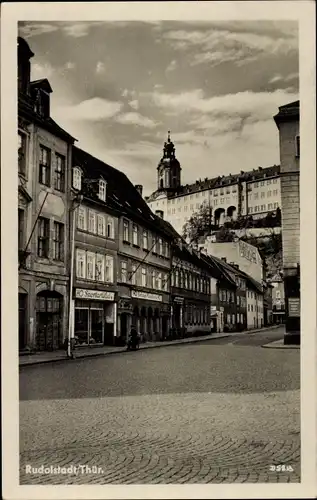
96 61 106 74
269 72 299 84
115 112 157 128
129 100 139 110
55 97 123 122
62 22 98 38
149 88 298 122
64 61 76 70
162 27 298 67
31 62 54 80
166 60 178 72
18 22 58 38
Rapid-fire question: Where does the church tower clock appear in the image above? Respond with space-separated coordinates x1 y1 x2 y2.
157 131 181 191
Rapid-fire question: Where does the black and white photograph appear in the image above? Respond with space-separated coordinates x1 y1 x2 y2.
1 2 316 499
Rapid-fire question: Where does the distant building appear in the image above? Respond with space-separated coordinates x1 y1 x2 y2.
197 239 264 283
146 132 282 236
274 100 300 344
269 273 285 324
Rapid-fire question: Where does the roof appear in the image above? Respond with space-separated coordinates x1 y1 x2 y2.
274 100 300 126
210 254 263 293
72 146 176 240
18 94 76 143
30 78 53 93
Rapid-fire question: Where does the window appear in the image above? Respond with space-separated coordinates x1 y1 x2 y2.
295 135 300 157
261 192 265 198
88 211 96 233
132 224 138 245
86 253 95 280
54 154 65 191
268 203 273 210
273 178 278 184
184 206 188 212
274 202 278 209
18 209 24 250
121 261 127 282
260 181 265 186
39 145 51 186
143 230 148 250
190 204 194 210
141 268 147 287
18 132 26 175
105 255 114 282
107 217 114 239
214 199 218 206
77 207 86 230
159 238 163 255
214 190 218 196
251 304 254 312
267 190 272 197
226 187 231 194
96 254 105 281
131 264 137 285
98 180 107 201
248 304 250 312
254 193 259 200
196 193 199 198
97 215 106 236
249 207 253 213
123 220 129 242
157 272 162 290
273 189 278 196
267 179 271 185
163 274 168 291
37 217 49 258
151 270 156 288
53 222 64 261
76 249 86 278
254 182 258 188
220 198 225 204
73 167 82 191
261 204 266 211
276 290 281 299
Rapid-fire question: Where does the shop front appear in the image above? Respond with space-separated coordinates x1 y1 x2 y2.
118 290 170 343
74 288 117 346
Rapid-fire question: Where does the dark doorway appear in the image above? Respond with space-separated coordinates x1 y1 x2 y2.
121 313 128 340
36 291 63 351
19 293 27 350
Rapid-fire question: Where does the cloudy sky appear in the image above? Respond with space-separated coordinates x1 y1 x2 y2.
18 20 299 196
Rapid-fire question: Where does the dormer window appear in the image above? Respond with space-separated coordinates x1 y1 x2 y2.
34 89 50 118
73 167 82 191
98 180 107 201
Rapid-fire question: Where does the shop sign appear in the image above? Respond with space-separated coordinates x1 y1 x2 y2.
174 296 184 304
288 298 300 317
210 305 217 312
75 289 115 301
240 240 257 264
131 290 162 302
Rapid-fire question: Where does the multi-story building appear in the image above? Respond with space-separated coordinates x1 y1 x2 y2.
146 132 282 235
198 238 264 283
274 100 300 344
70 146 120 347
269 273 286 324
18 37 75 352
72 148 174 345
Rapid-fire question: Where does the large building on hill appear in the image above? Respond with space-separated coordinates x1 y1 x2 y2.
145 132 282 236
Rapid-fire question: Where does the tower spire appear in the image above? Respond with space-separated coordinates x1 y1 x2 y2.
167 130 171 143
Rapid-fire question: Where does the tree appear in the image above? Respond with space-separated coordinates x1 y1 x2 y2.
182 202 214 243
215 226 236 242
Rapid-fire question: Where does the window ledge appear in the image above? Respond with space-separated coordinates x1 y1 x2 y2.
132 244 140 249
123 240 131 245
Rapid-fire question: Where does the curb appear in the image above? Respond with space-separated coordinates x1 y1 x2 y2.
19 325 284 367
261 342 300 350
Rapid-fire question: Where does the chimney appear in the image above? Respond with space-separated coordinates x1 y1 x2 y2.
135 184 143 196
155 210 164 219
221 257 227 263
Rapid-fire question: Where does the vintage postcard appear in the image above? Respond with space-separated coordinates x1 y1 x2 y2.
1 1 316 499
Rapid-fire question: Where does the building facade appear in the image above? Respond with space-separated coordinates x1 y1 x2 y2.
146 133 282 236
18 37 75 352
274 101 300 344
269 274 286 324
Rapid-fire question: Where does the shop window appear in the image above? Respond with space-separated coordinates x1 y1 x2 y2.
37 217 49 258
76 249 86 278
39 145 51 186
54 153 65 192
53 222 64 261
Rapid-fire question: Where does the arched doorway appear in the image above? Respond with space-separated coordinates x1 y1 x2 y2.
227 205 237 220
214 208 225 227
36 290 63 351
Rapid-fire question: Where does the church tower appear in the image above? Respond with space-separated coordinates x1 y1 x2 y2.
157 131 181 191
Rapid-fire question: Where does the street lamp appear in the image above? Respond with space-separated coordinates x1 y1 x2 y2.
67 193 83 358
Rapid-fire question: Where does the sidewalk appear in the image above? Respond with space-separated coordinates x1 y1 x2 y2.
19 325 283 367
262 338 300 349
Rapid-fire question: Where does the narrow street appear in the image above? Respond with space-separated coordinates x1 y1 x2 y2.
19 327 300 484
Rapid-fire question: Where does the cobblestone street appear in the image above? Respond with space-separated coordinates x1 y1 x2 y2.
19 328 300 484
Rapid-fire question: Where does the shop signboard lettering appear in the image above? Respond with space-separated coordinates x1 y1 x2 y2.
174 296 184 304
288 298 300 317
131 290 162 302
75 289 115 301
239 241 257 264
